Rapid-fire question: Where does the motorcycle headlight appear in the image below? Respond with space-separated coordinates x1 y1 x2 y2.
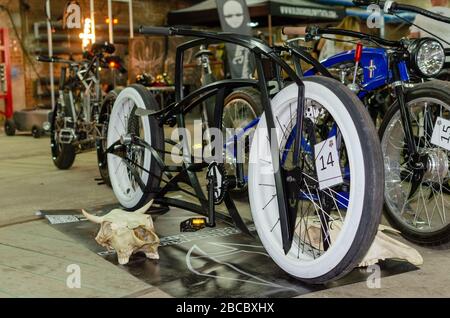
410 38 445 77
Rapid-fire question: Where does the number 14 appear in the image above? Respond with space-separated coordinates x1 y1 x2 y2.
319 152 335 171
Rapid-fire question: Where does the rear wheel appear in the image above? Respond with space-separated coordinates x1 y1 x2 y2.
379 81 450 246
249 77 383 283
222 88 262 192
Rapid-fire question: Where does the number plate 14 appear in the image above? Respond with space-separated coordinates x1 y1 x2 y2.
431 117 450 151
314 136 343 190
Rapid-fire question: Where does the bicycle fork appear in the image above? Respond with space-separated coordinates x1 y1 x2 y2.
392 59 417 157
392 58 428 198
256 55 307 254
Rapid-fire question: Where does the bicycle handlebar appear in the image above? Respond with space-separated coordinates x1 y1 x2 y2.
139 26 173 36
137 26 275 55
36 55 75 64
353 0 450 24
36 55 54 63
282 26 400 47
283 26 307 36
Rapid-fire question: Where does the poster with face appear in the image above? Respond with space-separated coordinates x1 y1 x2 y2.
223 0 245 29
216 0 254 79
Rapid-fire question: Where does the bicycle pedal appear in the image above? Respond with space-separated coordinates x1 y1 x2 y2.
180 217 207 232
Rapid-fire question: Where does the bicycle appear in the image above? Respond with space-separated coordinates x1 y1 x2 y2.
105 26 383 283
38 42 125 172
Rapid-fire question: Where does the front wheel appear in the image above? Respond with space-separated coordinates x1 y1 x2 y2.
379 80 450 246
4 119 16 136
249 76 383 283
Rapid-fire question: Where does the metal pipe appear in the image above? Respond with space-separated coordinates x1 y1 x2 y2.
46 0 55 110
129 0 134 39
90 0 96 43
108 0 113 43
268 14 272 46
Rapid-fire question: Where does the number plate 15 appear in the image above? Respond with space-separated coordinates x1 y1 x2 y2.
314 136 343 190
431 116 450 151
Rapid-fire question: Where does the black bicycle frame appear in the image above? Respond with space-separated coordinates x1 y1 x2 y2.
135 26 308 253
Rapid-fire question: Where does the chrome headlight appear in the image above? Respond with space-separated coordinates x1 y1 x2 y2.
409 38 445 77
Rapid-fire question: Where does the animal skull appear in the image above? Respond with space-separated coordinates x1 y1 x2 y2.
82 200 160 265
359 224 423 267
297 220 423 267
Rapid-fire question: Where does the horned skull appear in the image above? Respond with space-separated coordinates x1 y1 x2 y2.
82 200 160 265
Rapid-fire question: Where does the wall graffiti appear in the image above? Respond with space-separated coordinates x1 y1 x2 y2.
129 36 200 86
129 36 165 82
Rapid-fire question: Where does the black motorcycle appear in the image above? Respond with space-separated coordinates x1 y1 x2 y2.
38 43 125 173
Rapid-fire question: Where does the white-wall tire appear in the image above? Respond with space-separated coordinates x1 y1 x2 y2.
248 76 383 283
107 84 164 210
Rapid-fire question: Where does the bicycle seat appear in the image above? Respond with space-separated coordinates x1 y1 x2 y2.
36 55 76 66
91 42 115 55
194 49 213 58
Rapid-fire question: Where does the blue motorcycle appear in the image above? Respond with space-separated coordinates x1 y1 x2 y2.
219 1 450 246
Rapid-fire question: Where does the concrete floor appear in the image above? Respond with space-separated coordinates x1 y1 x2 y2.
0 132 449 297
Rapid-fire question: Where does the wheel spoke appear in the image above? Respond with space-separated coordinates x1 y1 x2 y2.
383 98 450 233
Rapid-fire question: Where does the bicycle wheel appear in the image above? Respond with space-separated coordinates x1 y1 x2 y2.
4 119 16 136
96 89 121 186
107 84 164 210
249 76 383 283
222 88 262 192
50 100 76 170
379 81 450 245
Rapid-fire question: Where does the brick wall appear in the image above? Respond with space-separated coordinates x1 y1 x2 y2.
1 0 195 110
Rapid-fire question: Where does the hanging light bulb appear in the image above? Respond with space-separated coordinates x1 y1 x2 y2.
79 18 94 51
